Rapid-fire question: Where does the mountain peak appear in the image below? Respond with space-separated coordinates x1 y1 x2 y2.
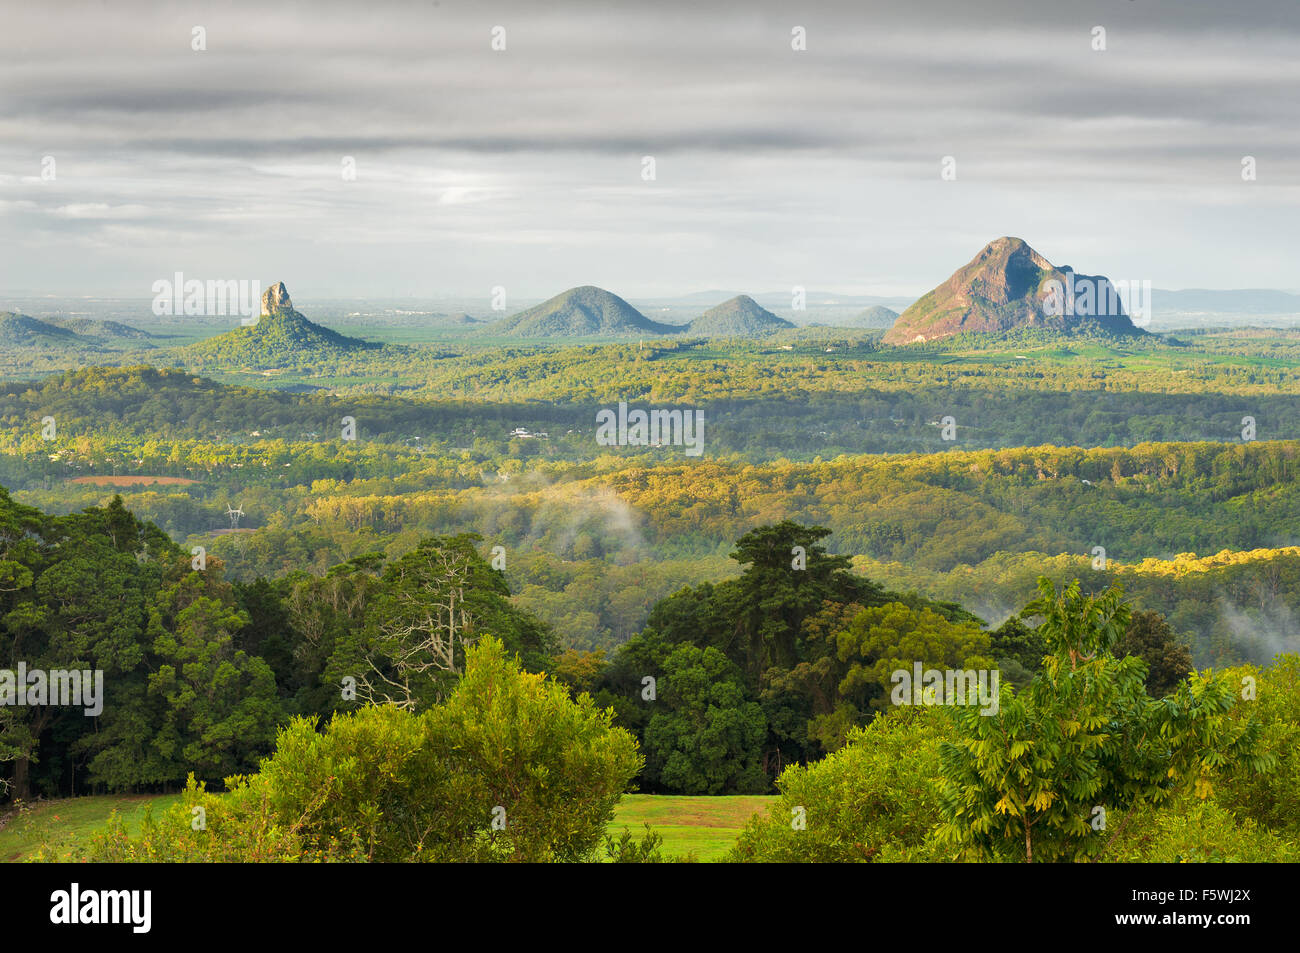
189 285 378 367
973 236 1053 273
485 285 679 338
261 282 294 316
883 238 1138 344
689 295 794 337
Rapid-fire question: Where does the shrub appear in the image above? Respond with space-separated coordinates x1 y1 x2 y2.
728 706 952 862
1102 791 1300 863
1213 655 1300 835
69 773 361 863
67 637 641 862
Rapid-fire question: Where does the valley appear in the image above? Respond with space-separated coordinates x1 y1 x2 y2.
4 241 1300 866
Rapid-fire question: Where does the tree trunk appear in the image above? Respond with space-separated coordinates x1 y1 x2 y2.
13 756 30 800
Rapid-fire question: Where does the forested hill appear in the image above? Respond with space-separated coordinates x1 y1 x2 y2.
483 286 681 338
186 283 381 368
0 312 82 346
43 316 155 341
686 295 794 336
5 364 1300 458
2 379 1298 666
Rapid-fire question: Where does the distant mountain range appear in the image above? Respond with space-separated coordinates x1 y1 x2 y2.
1151 289 1300 315
45 316 155 340
825 305 899 329
484 287 799 339
186 283 380 366
483 242 1208 344
9 259 1300 356
631 289 913 309
0 311 155 346
883 237 1141 344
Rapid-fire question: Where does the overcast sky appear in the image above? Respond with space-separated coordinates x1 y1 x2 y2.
2 0 1299 301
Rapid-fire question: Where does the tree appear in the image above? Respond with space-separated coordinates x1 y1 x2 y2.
0 707 22 797
1101 789 1299 863
936 577 1273 862
767 599 863 754
80 552 282 791
722 521 884 678
282 553 385 716
356 539 478 709
643 643 768 794
1214 655 1300 835
596 521 984 788
327 535 554 711
77 638 642 863
730 706 953 862
767 600 992 754
833 602 994 717
4 496 177 797
425 637 640 861
145 587 281 783
0 489 44 798
1116 609 1193 696
550 647 607 696
988 615 1048 687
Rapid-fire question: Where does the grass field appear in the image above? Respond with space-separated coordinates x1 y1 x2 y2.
0 792 771 863
0 794 183 862
608 794 773 861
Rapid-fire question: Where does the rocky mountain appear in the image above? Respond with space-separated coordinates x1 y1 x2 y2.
186 282 379 366
882 237 1139 344
484 286 679 338
686 295 795 337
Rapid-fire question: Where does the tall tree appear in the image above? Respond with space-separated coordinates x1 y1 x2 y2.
327 534 554 711
937 577 1272 862
1116 609 1194 696
722 521 883 677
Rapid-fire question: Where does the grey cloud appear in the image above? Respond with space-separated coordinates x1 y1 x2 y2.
1 0 1298 297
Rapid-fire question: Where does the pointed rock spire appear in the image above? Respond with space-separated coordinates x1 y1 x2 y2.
261 281 293 316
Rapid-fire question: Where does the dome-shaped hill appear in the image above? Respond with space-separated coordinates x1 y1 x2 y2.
483 286 679 338
686 295 794 337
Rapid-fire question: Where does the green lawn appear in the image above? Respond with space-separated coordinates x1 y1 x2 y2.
0 794 183 863
1 791 772 863
608 794 774 862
